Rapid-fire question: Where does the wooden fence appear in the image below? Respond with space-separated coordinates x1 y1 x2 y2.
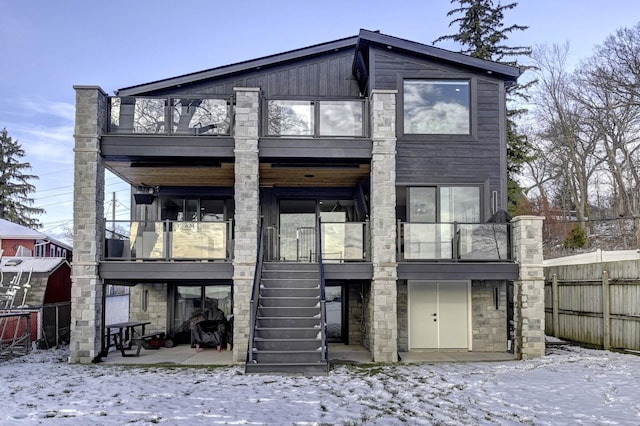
544 260 640 352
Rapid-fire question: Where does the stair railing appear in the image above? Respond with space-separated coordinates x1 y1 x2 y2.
317 217 328 364
247 216 265 364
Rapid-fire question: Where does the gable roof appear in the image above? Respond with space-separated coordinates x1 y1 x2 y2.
117 29 520 96
355 29 521 82
0 218 45 240
0 256 68 274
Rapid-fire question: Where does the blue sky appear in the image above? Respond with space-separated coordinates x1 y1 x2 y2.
1 0 638 241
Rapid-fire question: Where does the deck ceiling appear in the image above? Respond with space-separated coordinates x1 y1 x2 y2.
106 161 370 188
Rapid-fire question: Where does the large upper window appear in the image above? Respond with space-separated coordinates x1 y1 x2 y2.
266 99 365 137
403 80 470 135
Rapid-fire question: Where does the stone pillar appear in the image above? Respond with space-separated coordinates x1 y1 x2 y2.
512 215 545 360
368 90 398 362
232 87 260 363
70 86 107 363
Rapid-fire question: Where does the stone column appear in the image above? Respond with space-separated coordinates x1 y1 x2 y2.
512 215 546 360
232 87 260 363
368 90 398 362
70 86 107 363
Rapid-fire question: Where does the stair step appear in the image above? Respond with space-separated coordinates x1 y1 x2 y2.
262 263 319 272
259 297 319 308
244 362 329 375
260 278 319 289
251 350 325 364
257 318 321 328
258 306 320 317
253 339 322 351
260 287 320 298
255 327 320 340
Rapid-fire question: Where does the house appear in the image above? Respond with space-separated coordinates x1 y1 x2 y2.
0 218 72 262
0 256 71 349
71 29 546 373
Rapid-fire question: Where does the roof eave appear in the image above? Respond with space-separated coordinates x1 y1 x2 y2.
117 36 359 96
357 29 521 82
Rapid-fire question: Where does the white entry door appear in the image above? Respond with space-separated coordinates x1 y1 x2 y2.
408 281 470 349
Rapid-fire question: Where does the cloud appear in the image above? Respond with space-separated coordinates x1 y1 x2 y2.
20 98 75 122
23 125 75 165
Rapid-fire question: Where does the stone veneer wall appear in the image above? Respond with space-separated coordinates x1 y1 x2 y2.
368 90 398 362
70 86 107 363
512 216 546 359
231 88 260 363
129 284 168 333
471 280 508 352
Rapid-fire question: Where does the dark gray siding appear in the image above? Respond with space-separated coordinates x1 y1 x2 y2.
370 48 506 208
150 50 361 98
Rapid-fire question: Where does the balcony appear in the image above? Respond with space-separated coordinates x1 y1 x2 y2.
398 222 512 262
264 221 370 263
104 220 233 261
107 96 233 136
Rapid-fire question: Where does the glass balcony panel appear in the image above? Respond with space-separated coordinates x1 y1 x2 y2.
403 223 453 260
171 221 227 259
130 221 166 259
321 222 364 262
133 98 167 134
266 100 314 136
108 97 167 134
172 98 230 136
458 224 510 260
318 101 364 137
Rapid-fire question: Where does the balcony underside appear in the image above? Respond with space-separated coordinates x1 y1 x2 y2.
397 262 519 281
102 136 372 188
100 261 517 283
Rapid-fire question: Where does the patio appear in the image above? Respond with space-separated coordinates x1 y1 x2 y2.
99 343 515 367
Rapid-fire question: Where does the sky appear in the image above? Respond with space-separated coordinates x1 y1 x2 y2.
1 1 638 242
1 343 639 423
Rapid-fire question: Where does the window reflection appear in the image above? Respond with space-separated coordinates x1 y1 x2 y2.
173 98 230 135
267 100 314 136
108 97 166 134
319 101 364 136
404 80 470 134
408 186 479 223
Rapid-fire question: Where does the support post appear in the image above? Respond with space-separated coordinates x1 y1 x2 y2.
232 87 260 363
512 215 546 360
70 86 107 363
552 273 560 337
602 270 611 350
368 90 398 363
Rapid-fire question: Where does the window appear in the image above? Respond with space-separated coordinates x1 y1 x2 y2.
266 99 366 137
403 80 470 135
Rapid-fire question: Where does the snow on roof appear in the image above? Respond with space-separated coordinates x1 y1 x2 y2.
0 256 67 274
0 218 46 240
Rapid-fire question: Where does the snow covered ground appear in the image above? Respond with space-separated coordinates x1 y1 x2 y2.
1 344 639 425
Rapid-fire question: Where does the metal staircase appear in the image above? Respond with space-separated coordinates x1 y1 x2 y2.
245 262 329 375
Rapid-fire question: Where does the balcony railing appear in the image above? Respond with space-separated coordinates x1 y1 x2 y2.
264 221 370 262
107 96 233 136
398 221 512 261
104 220 233 261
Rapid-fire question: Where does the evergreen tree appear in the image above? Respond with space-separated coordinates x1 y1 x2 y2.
434 0 535 213
0 128 44 227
